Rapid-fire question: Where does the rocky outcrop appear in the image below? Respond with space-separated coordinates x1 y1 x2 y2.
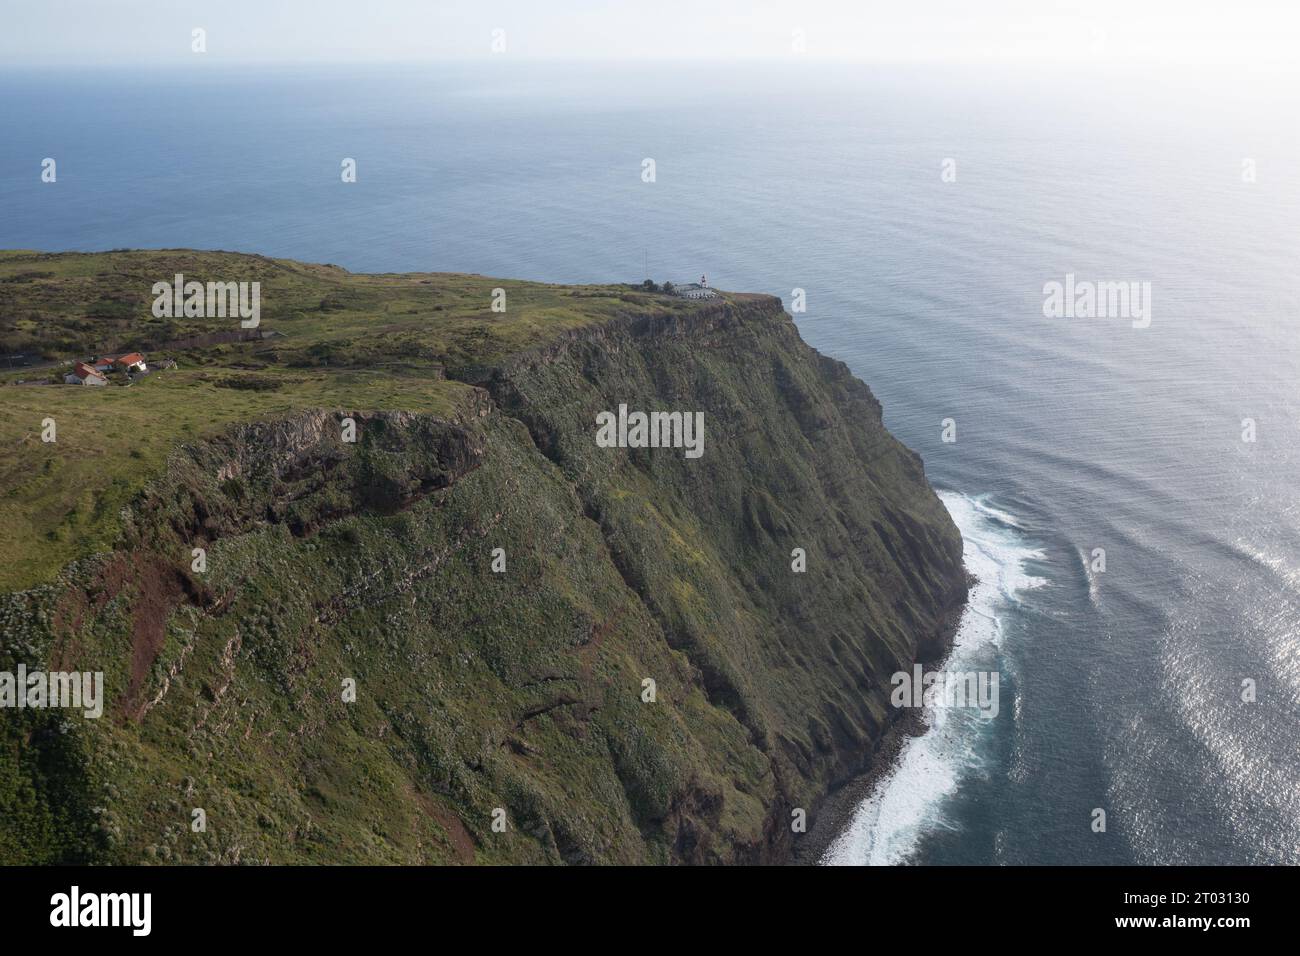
118 409 485 552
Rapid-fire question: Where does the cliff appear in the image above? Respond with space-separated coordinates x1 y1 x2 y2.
0 251 965 864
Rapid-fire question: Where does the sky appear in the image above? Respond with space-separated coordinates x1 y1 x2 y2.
2 0 1298 69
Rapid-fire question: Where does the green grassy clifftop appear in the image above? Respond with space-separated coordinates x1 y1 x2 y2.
0 250 964 864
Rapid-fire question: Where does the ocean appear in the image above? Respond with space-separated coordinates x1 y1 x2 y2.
3 60 1297 865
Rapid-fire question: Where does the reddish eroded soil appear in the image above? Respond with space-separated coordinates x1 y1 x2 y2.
418 793 477 864
47 551 211 721
121 554 203 720
49 552 135 671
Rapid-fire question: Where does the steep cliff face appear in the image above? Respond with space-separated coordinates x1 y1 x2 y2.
0 293 964 865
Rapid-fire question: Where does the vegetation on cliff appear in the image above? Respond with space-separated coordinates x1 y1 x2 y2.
0 250 964 864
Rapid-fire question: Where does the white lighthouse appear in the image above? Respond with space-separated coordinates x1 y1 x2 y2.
671 275 718 300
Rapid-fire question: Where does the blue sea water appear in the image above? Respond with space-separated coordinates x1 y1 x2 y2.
3 61 1298 865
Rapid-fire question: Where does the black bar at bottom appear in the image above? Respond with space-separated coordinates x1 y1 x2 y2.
1 864 1275 940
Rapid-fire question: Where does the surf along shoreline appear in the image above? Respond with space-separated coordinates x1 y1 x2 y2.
794 574 971 865
801 491 1050 866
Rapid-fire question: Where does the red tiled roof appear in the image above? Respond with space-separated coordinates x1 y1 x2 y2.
72 363 105 381
115 352 145 365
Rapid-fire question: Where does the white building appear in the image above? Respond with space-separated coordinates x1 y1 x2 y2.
65 362 108 386
96 352 147 373
674 274 717 299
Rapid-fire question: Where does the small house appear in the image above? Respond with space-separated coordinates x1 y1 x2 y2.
65 362 108 386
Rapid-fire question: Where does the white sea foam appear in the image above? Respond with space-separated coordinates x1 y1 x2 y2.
821 491 1045 866
1077 545 1102 608
968 497 1029 531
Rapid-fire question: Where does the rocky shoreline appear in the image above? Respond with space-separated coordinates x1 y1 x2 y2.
795 708 929 864
795 570 975 866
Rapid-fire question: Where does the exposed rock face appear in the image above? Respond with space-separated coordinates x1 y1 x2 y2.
119 410 485 550
205 409 482 486
1 296 964 865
